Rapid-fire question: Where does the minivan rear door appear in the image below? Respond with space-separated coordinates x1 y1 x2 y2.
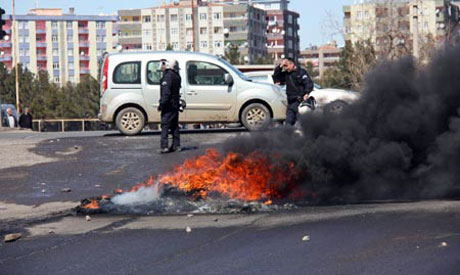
183 61 236 122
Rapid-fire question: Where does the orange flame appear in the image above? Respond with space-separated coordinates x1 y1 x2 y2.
158 149 298 202
83 199 100 209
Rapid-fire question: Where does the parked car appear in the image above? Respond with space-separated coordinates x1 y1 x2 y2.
244 71 360 114
99 52 287 135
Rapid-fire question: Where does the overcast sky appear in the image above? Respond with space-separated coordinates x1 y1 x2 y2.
2 0 354 48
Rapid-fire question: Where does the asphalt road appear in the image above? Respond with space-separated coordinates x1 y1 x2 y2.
0 130 459 275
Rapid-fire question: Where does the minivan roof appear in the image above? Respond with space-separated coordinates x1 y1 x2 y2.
108 50 222 60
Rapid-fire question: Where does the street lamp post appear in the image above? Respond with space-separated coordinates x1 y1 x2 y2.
12 0 20 113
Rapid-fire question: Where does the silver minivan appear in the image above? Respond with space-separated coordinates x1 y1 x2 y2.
99 51 287 135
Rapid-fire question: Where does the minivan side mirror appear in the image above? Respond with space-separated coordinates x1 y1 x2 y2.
224 73 233 86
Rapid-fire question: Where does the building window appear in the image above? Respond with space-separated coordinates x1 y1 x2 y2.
19 49 24 56
52 35 58 42
133 16 140 22
357 11 362 19
54 76 60 83
200 41 208 48
53 62 59 69
143 29 152 36
68 49 73 56
144 44 152 50
53 49 59 56
172 42 179 50
96 35 102 42
66 21 73 29
69 76 75 82
113 62 141 84
186 14 192 21
170 14 178 22
213 13 221 20
288 15 293 24
67 35 73 42
230 26 237 32
69 62 74 69
214 41 222 48
186 61 228 86
143 16 151 23
214 27 222 34
186 28 193 36
364 11 369 19
200 27 207 35
186 42 193 50
171 28 179 35
200 13 207 20
51 21 58 29
157 15 165 22
96 21 106 29
229 13 236 18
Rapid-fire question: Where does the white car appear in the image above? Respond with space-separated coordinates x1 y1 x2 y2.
244 71 360 114
99 52 287 135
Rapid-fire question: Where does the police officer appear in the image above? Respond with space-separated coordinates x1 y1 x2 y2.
277 58 314 126
158 59 182 153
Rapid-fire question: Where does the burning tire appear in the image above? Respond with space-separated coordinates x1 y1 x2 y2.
115 107 145 136
240 103 271 131
324 100 348 115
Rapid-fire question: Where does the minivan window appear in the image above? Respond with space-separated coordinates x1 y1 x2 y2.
113 61 141 84
187 61 228 86
146 61 163 85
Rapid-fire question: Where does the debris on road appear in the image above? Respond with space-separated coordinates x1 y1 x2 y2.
186 214 194 219
4 233 22 242
95 184 101 188
40 182 46 186
41 189 46 193
213 218 219 222
85 215 91 221
302 235 310 242
61 188 72 193
186 226 192 233
440 242 447 247
74 145 79 150
48 230 55 234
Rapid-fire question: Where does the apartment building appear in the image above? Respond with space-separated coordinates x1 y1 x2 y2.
117 1 226 56
211 0 299 61
299 41 342 78
117 0 267 63
343 0 448 57
0 8 118 84
223 4 267 63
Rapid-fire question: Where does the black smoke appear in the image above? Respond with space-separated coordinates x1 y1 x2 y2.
224 44 460 204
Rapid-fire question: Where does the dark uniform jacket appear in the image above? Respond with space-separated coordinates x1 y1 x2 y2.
285 67 314 104
19 113 33 129
159 69 182 111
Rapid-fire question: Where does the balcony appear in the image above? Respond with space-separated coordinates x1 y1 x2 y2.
0 56 12 62
0 42 12 48
80 55 90 61
36 42 47 47
78 28 89 34
79 41 89 48
80 68 90 74
37 54 47 61
36 28 46 34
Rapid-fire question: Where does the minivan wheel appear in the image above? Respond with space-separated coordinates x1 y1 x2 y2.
115 107 145 136
241 103 271 131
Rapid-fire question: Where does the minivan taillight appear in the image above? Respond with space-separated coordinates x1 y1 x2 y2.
102 56 109 95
